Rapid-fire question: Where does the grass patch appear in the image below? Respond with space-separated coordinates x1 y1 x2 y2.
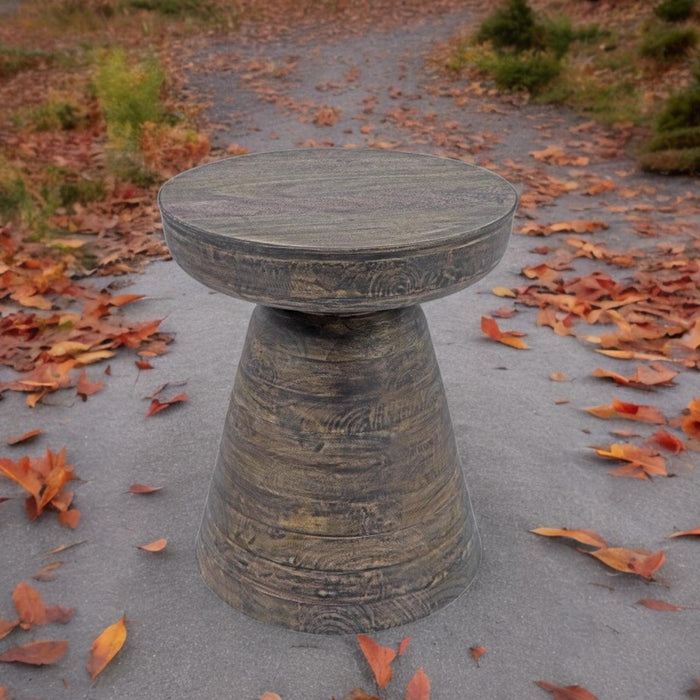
121 0 217 18
0 158 32 222
477 51 561 93
640 146 700 173
0 43 54 79
640 26 697 61
657 81 700 131
654 0 697 22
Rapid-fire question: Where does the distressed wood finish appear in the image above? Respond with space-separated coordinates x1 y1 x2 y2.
158 149 517 633
159 149 517 314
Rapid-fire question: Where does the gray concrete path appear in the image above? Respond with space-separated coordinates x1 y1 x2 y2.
1 8 698 700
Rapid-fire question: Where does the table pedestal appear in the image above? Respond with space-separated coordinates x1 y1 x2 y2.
196 304 481 633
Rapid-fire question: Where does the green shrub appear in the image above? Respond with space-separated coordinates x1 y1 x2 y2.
477 51 561 92
543 17 575 59
94 48 164 149
640 26 697 61
477 0 543 53
654 0 696 22
657 83 700 131
646 125 700 150
26 100 85 131
123 0 215 17
639 146 700 173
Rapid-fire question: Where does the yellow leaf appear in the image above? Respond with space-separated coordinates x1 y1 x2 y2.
86 616 127 681
492 286 515 298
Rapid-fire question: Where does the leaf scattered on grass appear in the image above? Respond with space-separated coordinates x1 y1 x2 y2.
86 616 127 681
0 640 68 666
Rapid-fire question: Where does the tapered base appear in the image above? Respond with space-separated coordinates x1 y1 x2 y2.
196 305 481 633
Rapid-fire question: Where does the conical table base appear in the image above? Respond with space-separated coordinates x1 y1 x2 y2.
196 304 481 633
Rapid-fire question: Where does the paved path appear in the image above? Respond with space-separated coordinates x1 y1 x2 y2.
1 7 698 699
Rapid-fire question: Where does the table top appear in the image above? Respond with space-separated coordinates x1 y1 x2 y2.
159 149 517 312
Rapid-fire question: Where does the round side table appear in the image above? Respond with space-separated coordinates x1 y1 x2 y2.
158 149 517 633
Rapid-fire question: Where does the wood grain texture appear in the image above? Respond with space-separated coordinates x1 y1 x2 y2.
159 149 516 313
196 306 481 633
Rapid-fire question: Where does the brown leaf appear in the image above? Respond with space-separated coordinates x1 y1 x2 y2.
44 540 87 556
584 399 667 425
397 637 412 656
531 527 608 549
688 677 700 697
259 694 282 700
587 547 665 579
357 635 396 689
0 640 68 666
535 680 599 699
146 393 187 417
128 483 163 494
135 360 154 370
58 508 81 529
681 399 700 438
405 667 430 700
0 685 12 700
13 582 47 628
338 690 380 700
592 364 678 389
549 372 568 382
6 429 42 446
313 106 341 126
32 561 63 581
637 598 682 611
0 456 42 499
667 527 700 539
86 616 127 681
45 605 75 624
76 370 105 401
470 645 486 664
137 538 167 552
0 619 18 641
481 316 529 350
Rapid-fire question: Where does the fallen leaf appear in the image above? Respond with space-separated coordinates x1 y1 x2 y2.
44 541 87 556
13 582 47 628
313 106 341 126
0 640 68 666
137 538 167 552
481 316 529 349
0 686 11 700
338 690 380 700
398 637 412 656
667 527 700 539
259 694 282 700
145 393 187 417
584 399 667 425
45 606 75 624
357 635 396 689
86 616 127 681
492 286 515 298
0 619 18 641
680 399 700 438
587 547 665 579
58 508 81 529
470 646 486 664
76 370 105 401
648 430 686 454
6 429 42 446
32 562 63 581
549 372 568 382
405 667 430 700
592 364 678 389
592 444 667 480
135 360 154 370
531 527 608 548
637 598 682 611
535 680 599 699
688 677 700 697
128 483 163 494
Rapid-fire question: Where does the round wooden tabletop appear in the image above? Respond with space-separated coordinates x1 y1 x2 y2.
159 149 517 313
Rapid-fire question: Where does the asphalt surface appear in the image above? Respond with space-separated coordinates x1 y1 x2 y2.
1 7 699 700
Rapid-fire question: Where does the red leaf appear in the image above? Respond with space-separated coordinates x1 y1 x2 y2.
0 640 68 666
637 598 682 611
470 646 486 664
135 360 154 370
357 635 396 689
58 508 81 529
585 398 667 425
145 393 187 417
481 316 529 349
129 483 163 494
648 430 686 454
405 667 430 700
535 680 599 699
397 637 412 656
